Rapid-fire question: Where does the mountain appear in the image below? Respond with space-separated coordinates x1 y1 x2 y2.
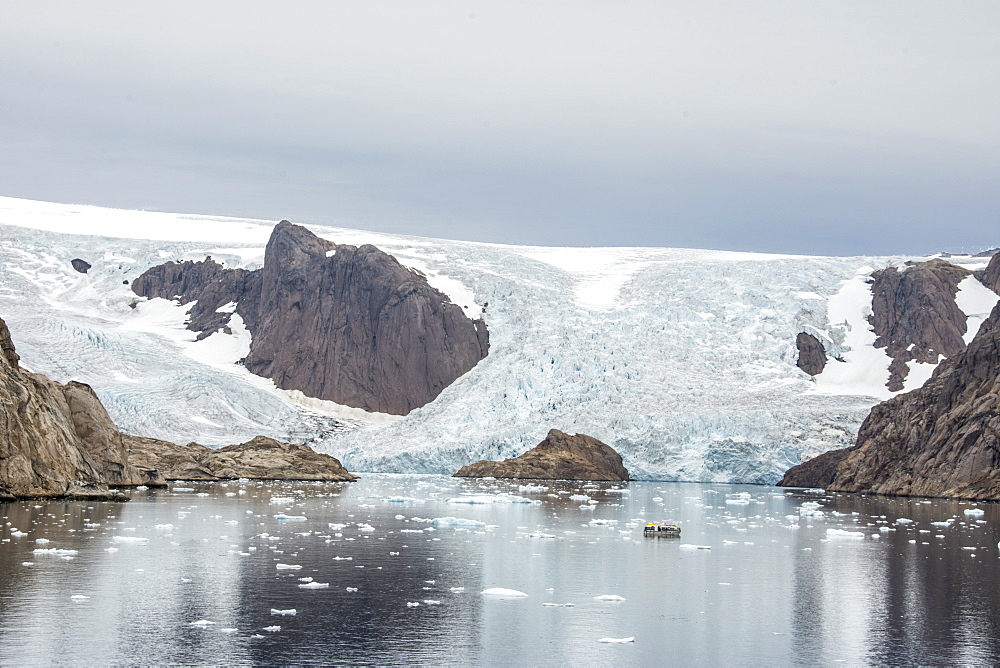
1 196 997 483
780 253 1000 499
132 221 489 415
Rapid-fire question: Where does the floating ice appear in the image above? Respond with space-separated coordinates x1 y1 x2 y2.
346 587 358 592
70 595 90 600
679 544 712 550
189 620 216 627
597 637 635 643
447 495 540 505
594 595 626 602
826 529 865 539
964 508 986 517
35 538 50 544
274 514 307 521
172 488 195 492
895 518 914 525
298 582 330 589
270 609 297 616
482 588 529 598
112 536 148 543
275 563 302 570
430 517 486 528
384 497 423 504
423 600 441 605
406 602 421 607
270 497 295 504
32 548 78 556
543 603 575 607
263 625 281 632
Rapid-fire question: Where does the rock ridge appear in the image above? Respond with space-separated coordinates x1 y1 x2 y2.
124 434 358 481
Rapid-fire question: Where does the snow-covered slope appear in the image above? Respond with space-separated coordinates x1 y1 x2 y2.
0 196 994 483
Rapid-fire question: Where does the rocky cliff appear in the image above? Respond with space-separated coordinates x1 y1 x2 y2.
124 434 358 481
980 252 1000 294
454 429 629 481
868 259 972 391
0 317 163 501
779 301 1000 499
132 221 489 414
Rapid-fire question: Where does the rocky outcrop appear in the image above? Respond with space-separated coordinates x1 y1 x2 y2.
70 258 91 274
868 259 972 391
980 252 1000 295
124 434 358 481
779 302 1000 499
0 317 162 501
454 429 629 481
132 221 489 414
795 332 826 376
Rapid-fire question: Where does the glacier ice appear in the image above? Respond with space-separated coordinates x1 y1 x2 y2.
1 196 992 484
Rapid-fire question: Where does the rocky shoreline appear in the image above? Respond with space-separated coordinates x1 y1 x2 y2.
1 315 357 502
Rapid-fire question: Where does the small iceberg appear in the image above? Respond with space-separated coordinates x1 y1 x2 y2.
482 588 529 598
964 508 986 517
597 637 635 643
826 529 865 539
594 594 626 602
431 517 486 528
32 548 79 556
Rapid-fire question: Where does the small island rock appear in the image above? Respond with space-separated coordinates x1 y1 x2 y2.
454 429 629 481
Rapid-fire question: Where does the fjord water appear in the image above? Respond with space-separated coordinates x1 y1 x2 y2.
2 476 999 666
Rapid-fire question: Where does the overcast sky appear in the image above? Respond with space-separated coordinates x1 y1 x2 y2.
1 1 998 254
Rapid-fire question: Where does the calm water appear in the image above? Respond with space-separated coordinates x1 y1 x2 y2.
2 475 1000 666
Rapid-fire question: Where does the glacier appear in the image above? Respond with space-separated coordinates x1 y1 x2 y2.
0 195 994 483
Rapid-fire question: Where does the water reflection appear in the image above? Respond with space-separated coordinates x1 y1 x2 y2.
2 477 1000 665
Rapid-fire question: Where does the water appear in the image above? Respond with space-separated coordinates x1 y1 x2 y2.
2 475 1000 666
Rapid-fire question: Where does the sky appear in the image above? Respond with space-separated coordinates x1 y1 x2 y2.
1 1 998 255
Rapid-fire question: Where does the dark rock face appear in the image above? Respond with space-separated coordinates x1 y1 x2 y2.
868 259 972 391
70 258 91 274
124 434 358 482
0 316 162 501
132 221 489 414
980 253 1000 295
795 332 826 376
779 302 1000 500
777 446 855 489
454 429 629 481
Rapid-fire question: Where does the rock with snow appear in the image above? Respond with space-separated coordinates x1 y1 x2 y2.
132 221 489 415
